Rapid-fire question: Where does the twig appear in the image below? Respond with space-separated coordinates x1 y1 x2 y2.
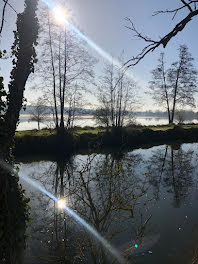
0 0 8 35
3 0 17 14
125 6 198 67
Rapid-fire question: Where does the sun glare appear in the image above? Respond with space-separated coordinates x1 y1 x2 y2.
57 198 67 209
53 6 67 24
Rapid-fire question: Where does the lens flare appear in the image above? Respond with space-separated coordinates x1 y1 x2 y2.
0 160 125 264
57 198 67 209
20 174 125 263
40 0 135 82
53 6 67 24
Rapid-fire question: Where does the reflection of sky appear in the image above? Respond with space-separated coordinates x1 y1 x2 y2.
18 143 198 263
1 0 198 110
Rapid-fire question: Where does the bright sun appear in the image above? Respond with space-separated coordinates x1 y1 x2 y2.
53 6 67 24
57 198 67 209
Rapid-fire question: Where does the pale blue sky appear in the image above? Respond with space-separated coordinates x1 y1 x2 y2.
0 0 198 110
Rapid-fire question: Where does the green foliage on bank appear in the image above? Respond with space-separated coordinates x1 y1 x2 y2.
15 128 56 137
15 123 198 138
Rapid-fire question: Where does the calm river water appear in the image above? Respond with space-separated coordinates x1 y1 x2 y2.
17 115 198 130
18 142 198 263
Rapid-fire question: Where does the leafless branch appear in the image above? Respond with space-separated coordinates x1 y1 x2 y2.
153 1 198 18
3 0 17 13
0 0 8 35
180 0 193 12
153 7 185 20
125 1 198 67
0 0 18 36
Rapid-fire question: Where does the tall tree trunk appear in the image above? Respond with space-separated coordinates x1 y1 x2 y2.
1 0 38 158
170 52 184 123
117 77 123 128
47 9 58 129
170 68 180 123
161 56 171 124
61 26 67 132
58 32 64 133
110 67 115 127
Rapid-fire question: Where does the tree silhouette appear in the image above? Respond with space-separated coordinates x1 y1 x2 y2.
125 1 198 66
149 46 198 123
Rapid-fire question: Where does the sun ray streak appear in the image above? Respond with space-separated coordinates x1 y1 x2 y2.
0 160 125 264
40 0 134 81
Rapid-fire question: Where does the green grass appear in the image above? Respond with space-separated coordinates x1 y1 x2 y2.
15 128 55 137
127 123 198 132
73 127 105 135
181 124 198 129
15 123 198 138
145 125 174 131
15 127 104 137
125 124 175 132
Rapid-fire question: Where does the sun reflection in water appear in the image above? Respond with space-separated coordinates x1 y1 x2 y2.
57 198 67 209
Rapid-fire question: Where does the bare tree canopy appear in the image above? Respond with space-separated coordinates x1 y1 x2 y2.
36 4 96 134
95 55 137 130
148 45 198 124
125 0 198 67
29 97 48 130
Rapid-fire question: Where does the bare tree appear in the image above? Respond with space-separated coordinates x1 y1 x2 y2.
24 152 152 263
29 97 48 130
125 1 198 67
94 107 110 130
176 109 186 123
37 5 96 135
149 53 171 123
97 58 136 130
168 45 197 123
149 45 197 124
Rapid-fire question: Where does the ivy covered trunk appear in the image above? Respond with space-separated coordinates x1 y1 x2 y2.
1 0 39 158
0 0 39 262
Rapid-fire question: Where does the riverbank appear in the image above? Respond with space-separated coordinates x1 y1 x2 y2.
14 124 198 157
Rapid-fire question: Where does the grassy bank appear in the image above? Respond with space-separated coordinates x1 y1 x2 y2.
14 123 198 156
15 123 198 137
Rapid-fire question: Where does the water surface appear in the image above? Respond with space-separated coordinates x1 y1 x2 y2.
19 143 198 263
17 115 198 130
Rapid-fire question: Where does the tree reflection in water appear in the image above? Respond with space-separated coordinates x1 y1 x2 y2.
23 152 154 263
15 144 198 263
147 144 195 207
